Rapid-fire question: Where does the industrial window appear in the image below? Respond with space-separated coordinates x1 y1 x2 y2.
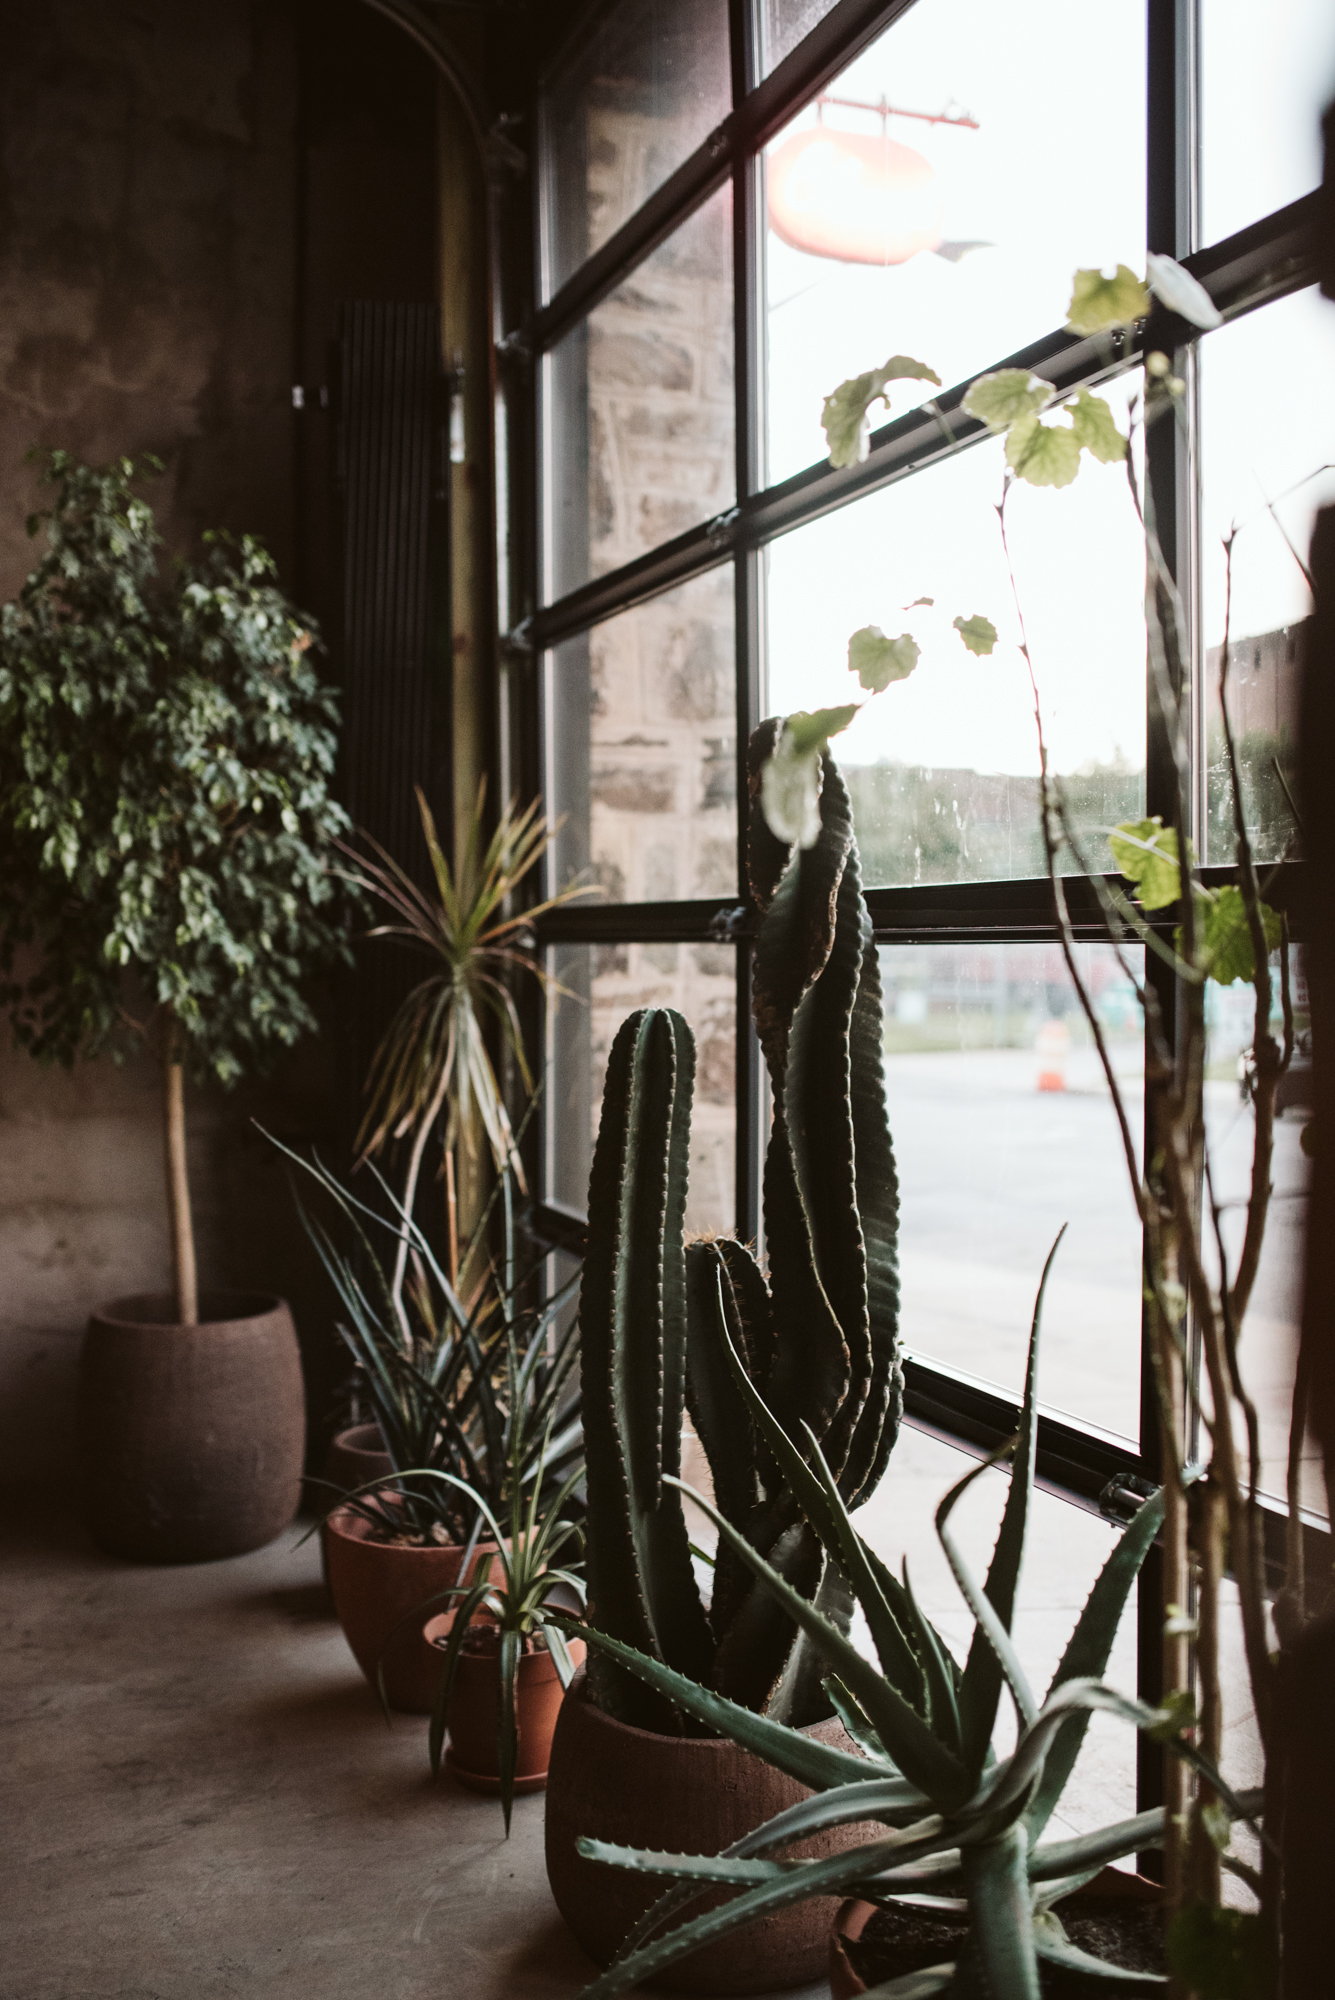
509 0 1333 1831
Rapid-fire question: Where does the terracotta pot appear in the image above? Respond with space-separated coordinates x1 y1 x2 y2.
545 1666 880 1995
829 1869 1163 1996
424 1617 587 1794
325 1506 499 1713
318 1423 394 1588
323 1421 393 1498
78 1291 305 1564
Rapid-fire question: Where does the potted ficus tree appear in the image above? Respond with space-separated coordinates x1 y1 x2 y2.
0 451 353 1563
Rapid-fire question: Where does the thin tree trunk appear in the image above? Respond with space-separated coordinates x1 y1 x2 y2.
163 1053 198 1327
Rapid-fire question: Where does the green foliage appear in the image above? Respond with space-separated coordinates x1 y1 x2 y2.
1005 415 1083 488
1198 884 1283 987
822 356 943 468
0 452 351 1084
963 369 1054 432
1066 264 1149 334
575 733 901 1731
1146 253 1222 331
1109 817 1184 910
759 705 859 848
849 626 921 693
953 614 998 656
1167 1904 1272 2000
1070 388 1128 464
418 1358 586 1834
562 1242 1258 1998
280 1143 581 1548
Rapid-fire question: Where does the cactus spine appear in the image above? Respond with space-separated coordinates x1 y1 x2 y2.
577 727 901 1729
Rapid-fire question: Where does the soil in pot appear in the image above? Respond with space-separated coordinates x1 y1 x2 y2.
544 1665 882 1996
325 1507 498 1713
835 1878 1163 1997
78 1291 305 1564
424 1618 587 1795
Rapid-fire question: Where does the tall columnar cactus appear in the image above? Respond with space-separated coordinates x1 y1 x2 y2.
578 725 901 1732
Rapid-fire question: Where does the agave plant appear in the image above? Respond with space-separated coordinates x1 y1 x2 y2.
337 781 595 1298
560 1238 1263 1998
578 727 901 1734
272 1134 581 1549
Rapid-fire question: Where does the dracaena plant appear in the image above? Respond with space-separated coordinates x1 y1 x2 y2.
561 1240 1262 1999
335 782 595 1304
272 1135 581 1550
577 735 902 1735
0 452 353 1325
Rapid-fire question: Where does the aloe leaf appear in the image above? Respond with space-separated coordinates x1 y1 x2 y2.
711 1289 926 1713
898 1556 963 1755
824 1674 890 1763
1033 1910 1165 1989
498 1627 520 1836
1028 1806 1166 1881
612 1771 929 1964
428 1576 494 1776
1024 1488 1165 1843
856 1968 956 1999
956 1230 1065 1770
665 1478 972 1808
554 1618 881 1790
962 1823 1040 2000
936 1445 1038 1739
572 1818 961 2000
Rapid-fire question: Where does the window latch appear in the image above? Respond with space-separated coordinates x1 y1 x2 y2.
1097 1471 1159 1525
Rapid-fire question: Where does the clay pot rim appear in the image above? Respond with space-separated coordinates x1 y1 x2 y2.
326 1506 501 1559
330 1422 388 1454
564 1662 840 1755
93 1290 284 1331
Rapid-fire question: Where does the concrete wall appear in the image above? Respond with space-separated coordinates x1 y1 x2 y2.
0 0 437 1484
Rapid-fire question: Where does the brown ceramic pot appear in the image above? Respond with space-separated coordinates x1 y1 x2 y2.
325 1506 499 1713
78 1291 305 1564
318 1423 394 1588
424 1617 587 1795
828 1869 1163 1996
545 1666 880 1995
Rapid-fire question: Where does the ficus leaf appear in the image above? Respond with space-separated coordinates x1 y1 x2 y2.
1109 818 1182 910
849 626 920 693
962 369 1053 433
823 357 943 468
953 615 998 657
1066 265 1149 335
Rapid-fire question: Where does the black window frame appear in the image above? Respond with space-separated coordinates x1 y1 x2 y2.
502 0 1325 1834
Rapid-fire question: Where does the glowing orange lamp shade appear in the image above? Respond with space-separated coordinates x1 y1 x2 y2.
767 126 944 266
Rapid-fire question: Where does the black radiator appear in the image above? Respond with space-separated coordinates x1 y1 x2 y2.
335 300 451 1128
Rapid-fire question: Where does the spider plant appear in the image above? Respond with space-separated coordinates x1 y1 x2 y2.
558 1238 1263 1998
336 781 595 1298
419 1420 586 1833
271 1132 582 1549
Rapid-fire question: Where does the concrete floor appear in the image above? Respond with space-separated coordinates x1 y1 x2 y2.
0 1497 825 2000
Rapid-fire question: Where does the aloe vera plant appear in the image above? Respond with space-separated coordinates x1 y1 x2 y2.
563 1240 1262 1998
579 728 901 1731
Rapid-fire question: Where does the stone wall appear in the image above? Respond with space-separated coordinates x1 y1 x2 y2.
551 105 739 1236
0 0 437 1484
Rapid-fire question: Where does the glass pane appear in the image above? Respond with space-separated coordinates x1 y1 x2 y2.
880 941 1145 1442
546 941 737 1234
548 567 738 902
762 0 839 75
546 186 735 603
1201 0 1335 248
1205 948 1320 1514
764 0 1146 483
766 429 1146 886
1199 288 1335 865
543 0 733 298
856 1428 1137 1820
